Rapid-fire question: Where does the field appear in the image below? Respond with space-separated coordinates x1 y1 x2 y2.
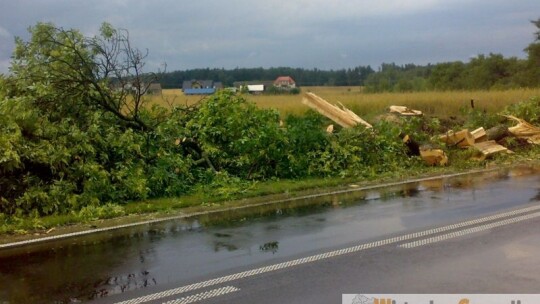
152 87 540 120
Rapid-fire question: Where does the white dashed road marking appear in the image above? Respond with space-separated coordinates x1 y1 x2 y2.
399 211 540 248
115 203 540 304
160 286 239 304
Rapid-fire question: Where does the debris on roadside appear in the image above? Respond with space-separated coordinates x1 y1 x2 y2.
302 93 372 128
472 140 512 161
471 127 487 143
300 93 537 167
439 129 475 148
420 147 448 166
505 115 540 144
485 125 510 141
389 105 423 116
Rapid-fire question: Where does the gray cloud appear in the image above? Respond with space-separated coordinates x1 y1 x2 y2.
0 0 539 74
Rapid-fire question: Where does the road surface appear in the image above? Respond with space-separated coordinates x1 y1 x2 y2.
0 167 539 303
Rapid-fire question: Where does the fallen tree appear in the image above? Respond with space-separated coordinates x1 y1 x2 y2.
301 92 372 128
505 115 540 144
301 93 448 166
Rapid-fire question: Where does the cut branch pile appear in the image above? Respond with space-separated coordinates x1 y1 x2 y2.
438 127 511 160
300 93 537 167
302 93 448 166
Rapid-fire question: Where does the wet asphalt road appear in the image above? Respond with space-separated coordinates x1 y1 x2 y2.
99 202 540 304
200 207 540 304
1 167 540 303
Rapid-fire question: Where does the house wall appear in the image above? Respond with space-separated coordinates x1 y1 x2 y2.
247 84 265 92
184 88 216 95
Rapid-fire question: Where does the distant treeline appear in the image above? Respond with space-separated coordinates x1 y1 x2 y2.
159 66 376 88
160 19 540 93
159 53 538 93
363 53 539 92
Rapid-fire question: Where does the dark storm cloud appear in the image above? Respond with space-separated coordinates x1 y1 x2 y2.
0 0 539 73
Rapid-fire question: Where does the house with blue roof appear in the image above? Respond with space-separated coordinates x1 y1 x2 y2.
182 80 223 95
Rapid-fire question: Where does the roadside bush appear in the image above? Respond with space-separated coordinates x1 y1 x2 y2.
462 107 502 130
0 91 152 215
0 23 205 217
281 111 328 177
308 122 410 178
187 91 287 179
503 97 540 123
145 106 197 197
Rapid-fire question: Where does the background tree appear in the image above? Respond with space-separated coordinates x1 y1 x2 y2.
10 22 157 131
0 23 183 215
523 18 540 87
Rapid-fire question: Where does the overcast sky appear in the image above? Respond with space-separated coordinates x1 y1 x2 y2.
1 0 539 74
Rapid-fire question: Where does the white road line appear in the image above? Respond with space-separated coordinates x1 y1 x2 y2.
115 203 540 304
160 286 240 304
399 211 540 248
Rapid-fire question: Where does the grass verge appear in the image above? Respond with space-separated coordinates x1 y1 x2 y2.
1 145 539 243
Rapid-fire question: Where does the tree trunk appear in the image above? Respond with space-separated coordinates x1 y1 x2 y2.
486 125 509 141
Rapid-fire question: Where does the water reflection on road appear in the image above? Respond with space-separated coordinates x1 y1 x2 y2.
0 166 539 303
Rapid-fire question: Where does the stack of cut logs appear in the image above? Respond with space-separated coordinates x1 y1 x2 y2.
301 93 540 166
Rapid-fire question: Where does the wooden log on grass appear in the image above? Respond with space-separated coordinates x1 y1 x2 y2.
472 140 512 161
486 125 509 141
471 127 487 143
419 147 448 166
301 93 372 129
389 105 423 116
439 129 475 148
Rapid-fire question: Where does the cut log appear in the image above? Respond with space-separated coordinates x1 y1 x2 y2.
505 115 540 144
439 129 475 148
471 127 487 143
389 105 423 116
339 102 371 126
472 140 512 161
486 125 509 141
302 93 372 128
420 147 448 166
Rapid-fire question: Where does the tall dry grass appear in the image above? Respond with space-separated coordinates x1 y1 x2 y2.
149 87 540 119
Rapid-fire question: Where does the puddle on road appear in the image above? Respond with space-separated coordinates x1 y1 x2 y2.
1 165 540 303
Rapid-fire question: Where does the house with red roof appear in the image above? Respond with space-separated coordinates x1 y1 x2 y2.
274 76 296 89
